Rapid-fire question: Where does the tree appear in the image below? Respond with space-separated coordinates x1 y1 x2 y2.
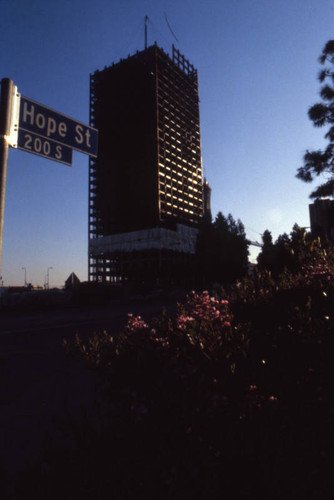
257 230 275 270
257 224 321 275
296 40 334 198
196 211 249 285
274 232 295 272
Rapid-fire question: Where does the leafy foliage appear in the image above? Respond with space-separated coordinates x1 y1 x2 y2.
256 223 334 276
297 40 334 198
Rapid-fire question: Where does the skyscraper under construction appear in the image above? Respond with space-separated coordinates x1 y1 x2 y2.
89 43 204 283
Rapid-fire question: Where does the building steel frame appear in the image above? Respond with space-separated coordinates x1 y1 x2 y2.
89 44 203 283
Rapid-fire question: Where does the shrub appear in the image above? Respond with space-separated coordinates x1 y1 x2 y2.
16 253 334 499
71 290 249 378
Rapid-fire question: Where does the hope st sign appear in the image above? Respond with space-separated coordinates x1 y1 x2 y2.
18 96 98 158
0 77 99 278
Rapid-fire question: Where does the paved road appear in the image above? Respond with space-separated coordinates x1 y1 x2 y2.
0 299 174 336
0 299 177 482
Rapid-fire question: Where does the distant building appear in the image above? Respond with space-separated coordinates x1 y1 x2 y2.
65 272 80 290
203 178 212 222
89 44 204 284
309 198 334 242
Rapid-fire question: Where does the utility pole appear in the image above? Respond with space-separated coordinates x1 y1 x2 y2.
22 266 27 286
47 266 53 289
145 15 148 49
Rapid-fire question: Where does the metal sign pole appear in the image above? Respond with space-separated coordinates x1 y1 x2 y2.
0 78 14 281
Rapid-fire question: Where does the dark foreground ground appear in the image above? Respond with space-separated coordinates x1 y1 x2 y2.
3 284 334 499
0 299 176 479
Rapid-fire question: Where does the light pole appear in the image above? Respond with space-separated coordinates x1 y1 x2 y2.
47 266 53 290
21 266 26 286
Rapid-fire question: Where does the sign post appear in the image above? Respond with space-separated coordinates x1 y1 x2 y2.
0 78 17 281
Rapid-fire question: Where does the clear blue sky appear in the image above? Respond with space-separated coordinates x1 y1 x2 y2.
0 0 333 287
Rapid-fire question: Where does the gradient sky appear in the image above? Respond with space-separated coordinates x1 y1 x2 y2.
0 0 333 287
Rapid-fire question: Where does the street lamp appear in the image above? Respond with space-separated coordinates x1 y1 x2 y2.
21 266 26 286
47 266 53 290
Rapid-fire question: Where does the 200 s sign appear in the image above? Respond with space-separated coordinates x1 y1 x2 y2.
17 129 73 166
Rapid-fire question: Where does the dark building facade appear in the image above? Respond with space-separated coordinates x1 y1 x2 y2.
309 198 334 242
89 44 204 283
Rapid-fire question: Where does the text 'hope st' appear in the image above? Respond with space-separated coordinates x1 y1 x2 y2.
19 96 98 157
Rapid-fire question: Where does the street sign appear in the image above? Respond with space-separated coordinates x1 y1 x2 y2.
19 96 98 157
0 77 100 280
17 129 73 166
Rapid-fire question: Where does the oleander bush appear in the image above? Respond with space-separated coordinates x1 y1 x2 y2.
14 238 334 499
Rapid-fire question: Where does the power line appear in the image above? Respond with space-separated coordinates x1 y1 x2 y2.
164 13 179 43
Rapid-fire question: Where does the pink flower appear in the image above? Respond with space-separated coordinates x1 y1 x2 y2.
125 314 149 333
177 315 195 330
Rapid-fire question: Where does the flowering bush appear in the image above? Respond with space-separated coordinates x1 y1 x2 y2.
175 291 248 372
72 290 249 376
177 291 231 327
296 260 334 290
46 252 334 499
